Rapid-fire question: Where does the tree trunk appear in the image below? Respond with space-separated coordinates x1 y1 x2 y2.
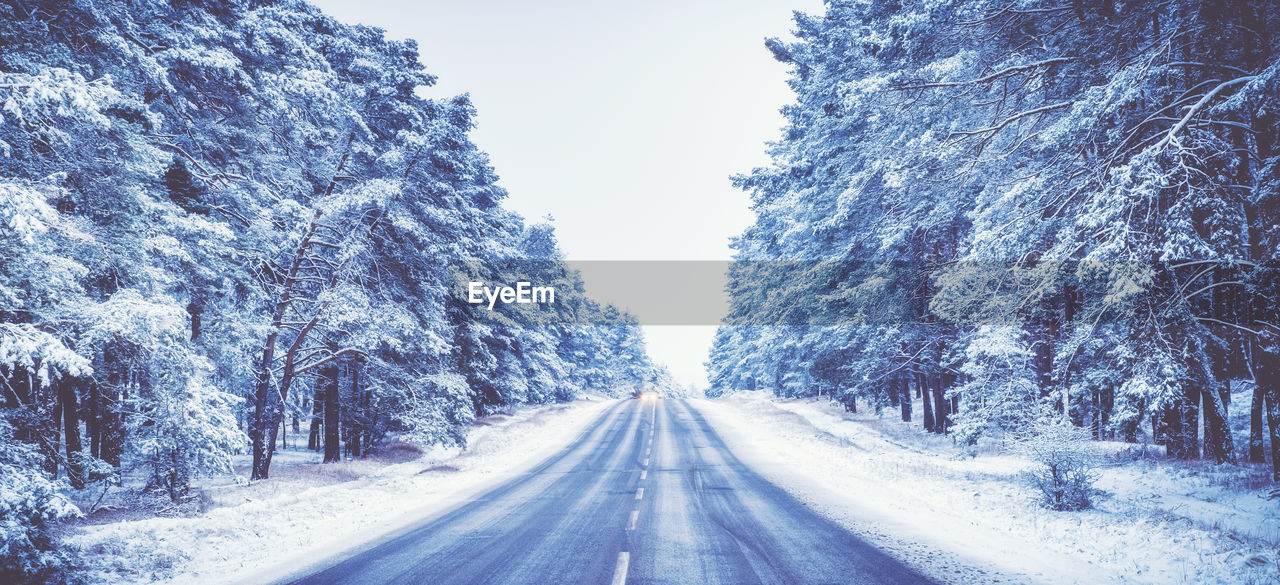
260 366 296 478
322 346 342 464
99 347 124 468
251 210 325 480
931 373 950 434
1091 388 1102 440
945 371 959 421
1237 0 1276 478
101 384 124 468
1185 386 1201 459
1031 321 1053 399
167 448 186 502
187 300 203 341
49 398 61 477
1100 384 1114 440
1163 388 1201 460
1267 394 1280 482
1202 381 1235 464
308 387 323 451
1122 412 1138 443
359 358 374 455
918 371 935 433
87 381 100 461
899 376 911 422
1256 348 1280 481
250 319 283 480
7 367 33 442
347 359 364 458
1249 383 1266 463
59 379 85 489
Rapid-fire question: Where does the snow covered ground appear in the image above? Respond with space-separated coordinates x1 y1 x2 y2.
63 397 617 585
690 392 1279 585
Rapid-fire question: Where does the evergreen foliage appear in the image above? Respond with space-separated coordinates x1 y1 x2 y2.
708 0 1280 484
0 0 665 577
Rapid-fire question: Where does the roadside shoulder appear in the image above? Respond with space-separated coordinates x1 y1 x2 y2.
67 398 619 585
687 395 1116 585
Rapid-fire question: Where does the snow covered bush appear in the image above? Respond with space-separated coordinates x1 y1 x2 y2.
81 291 244 501
126 360 244 501
0 324 90 580
949 326 1041 445
1018 418 1100 511
0 419 82 581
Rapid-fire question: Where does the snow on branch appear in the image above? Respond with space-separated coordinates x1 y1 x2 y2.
892 58 1075 91
959 4 1075 25
0 323 91 384
1153 75 1257 152
948 101 1074 140
293 347 368 376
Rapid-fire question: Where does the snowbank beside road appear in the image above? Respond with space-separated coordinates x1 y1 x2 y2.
690 392 1278 585
66 398 618 585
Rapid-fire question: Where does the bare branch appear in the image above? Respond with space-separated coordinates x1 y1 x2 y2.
1196 317 1263 336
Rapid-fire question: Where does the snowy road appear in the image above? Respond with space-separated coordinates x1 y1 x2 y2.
288 398 934 585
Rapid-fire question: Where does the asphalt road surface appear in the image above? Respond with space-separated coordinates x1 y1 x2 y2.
290 398 935 585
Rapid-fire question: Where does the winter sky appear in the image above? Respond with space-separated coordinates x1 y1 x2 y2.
311 0 822 388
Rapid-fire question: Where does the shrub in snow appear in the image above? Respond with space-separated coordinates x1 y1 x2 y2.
949 326 1041 445
1018 417 1100 511
0 419 82 582
81 291 245 501
127 365 244 501
0 325 89 580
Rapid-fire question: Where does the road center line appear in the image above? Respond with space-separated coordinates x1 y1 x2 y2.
635 487 644 500
643 457 649 467
627 509 638 531
640 470 647 480
611 552 630 585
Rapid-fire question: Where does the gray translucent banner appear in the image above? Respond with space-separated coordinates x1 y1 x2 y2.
447 259 1272 326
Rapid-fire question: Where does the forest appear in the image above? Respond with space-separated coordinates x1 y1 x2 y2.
6 0 1280 582
707 0 1280 477
0 0 667 580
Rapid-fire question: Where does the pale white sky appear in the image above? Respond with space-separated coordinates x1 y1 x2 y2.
311 0 819 388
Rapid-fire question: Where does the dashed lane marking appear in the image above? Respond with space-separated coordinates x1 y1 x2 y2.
635 487 644 500
627 509 638 531
611 552 630 585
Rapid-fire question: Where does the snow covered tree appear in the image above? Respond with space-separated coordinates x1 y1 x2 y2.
708 0 1280 478
1 0 668 531
79 291 244 500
